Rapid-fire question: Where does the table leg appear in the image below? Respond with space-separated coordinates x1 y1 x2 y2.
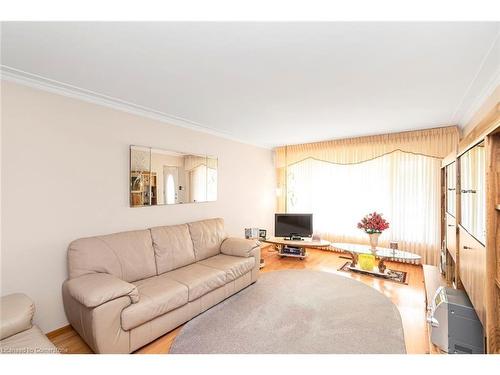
277 244 283 257
350 252 358 266
378 258 386 273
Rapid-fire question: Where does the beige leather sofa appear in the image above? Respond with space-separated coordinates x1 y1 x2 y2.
62 218 260 353
0 293 59 354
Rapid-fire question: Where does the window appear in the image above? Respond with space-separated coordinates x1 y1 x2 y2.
286 150 441 264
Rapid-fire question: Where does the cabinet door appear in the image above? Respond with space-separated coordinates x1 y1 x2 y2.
446 213 456 261
459 226 486 325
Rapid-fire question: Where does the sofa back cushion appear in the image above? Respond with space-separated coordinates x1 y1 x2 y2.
187 218 226 261
150 224 196 274
68 229 157 282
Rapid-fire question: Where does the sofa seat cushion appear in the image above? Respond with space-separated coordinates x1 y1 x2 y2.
0 326 58 354
164 264 226 302
197 254 255 282
121 276 188 331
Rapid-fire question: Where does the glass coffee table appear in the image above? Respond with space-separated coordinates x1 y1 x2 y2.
331 243 421 277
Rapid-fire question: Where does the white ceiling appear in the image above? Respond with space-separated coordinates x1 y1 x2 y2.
1 22 499 148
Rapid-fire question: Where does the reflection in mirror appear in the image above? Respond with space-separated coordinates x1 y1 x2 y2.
206 157 218 202
130 146 153 206
152 149 189 205
460 142 485 244
130 146 217 207
185 154 208 203
446 162 456 217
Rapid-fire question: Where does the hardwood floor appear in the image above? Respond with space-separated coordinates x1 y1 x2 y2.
48 248 429 354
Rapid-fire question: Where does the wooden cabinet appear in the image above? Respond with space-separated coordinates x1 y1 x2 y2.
442 157 460 288
485 131 500 353
445 161 458 261
459 226 486 325
440 106 499 352
458 141 487 326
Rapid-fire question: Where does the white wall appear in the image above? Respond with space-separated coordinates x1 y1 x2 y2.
0 81 276 332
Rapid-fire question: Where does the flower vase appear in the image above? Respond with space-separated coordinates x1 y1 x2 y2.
368 232 380 253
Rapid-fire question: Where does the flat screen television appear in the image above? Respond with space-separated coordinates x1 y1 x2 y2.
275 213 313 239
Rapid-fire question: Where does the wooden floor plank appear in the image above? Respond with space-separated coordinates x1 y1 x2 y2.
48 248 429 354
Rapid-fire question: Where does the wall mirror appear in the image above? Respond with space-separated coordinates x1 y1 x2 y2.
459 141 485 244
130 145 218 207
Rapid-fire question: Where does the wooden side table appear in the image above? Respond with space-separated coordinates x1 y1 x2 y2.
259 242 274 269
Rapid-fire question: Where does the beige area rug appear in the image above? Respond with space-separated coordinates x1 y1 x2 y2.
170 269 406 354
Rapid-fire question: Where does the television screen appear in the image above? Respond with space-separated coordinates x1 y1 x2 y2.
275 213 313 238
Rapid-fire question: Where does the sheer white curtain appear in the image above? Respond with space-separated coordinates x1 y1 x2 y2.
190 165 218 202
207 167 218 201
190 165 207 202
286 151 441 264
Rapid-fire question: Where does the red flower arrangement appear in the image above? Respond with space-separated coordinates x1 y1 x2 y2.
357 212 390 234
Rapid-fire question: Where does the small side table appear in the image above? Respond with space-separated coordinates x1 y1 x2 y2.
259 242 274 269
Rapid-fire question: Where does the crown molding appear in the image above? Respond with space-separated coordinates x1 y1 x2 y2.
451 29 500 127
458 67 500 127
0 65 272 149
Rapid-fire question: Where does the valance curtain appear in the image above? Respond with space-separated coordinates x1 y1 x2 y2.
274 126 459 265
184 155 217 171
275 126 459 167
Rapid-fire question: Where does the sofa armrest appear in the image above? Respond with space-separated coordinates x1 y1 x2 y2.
0 293 35 340
220 237 260 257
65 273 139 308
